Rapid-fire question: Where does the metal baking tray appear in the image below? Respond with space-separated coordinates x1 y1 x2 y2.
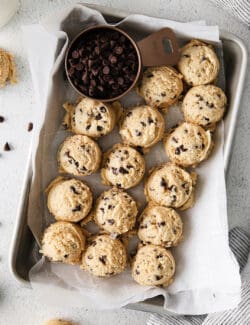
9 3 247 315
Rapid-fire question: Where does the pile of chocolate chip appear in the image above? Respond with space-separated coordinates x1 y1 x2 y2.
66 28 139 99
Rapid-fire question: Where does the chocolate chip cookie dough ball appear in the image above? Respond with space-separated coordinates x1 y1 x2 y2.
164 122 213 167
182 85 227 128
58 135 102 176
177 40 220 86
94 187 137 234
132 244 175 287
144 163 196 210
137 66 183 111
63 98 121 138
41 222 85 264
46 177 93 223
82 235 127 277
42 320 76 325
138 205 183 247
119 105 165 151
101 144 145 189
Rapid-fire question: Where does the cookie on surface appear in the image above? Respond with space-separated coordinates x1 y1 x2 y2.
177 40 220 86
41 221 85 265
144 163 196 210
182 85 227 128
131 244 175 287
137 66 183 111
46 177 92 223
101 144 145 189
63 98 121 138
138 205 183 247
94 187 137 234
119 105 165 151
82 234 127 277
0 48 16 87
164 122 213 167
58 135 102 176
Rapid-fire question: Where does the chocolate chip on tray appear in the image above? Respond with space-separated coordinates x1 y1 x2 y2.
27 122 33 132
0 116 4 123
66 28 139 99
4 142 11 151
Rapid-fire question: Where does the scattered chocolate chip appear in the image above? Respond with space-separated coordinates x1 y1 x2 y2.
87 255 93 259
202 143 205 149
172 137 178 143
107 219 115 225
158 221 166 227
99 255 107 264
64 254 69 258
161 92 166 97
0 116 5 123
204 117 210 121
72 205 81 212
182 54 190 58
135 130 142 136
4 142 11 151
148 117 154 124
140 121 146 127
27 122 33 132
156 254 163 259
91 240 97 246
135 269 140 275
86 124 91 130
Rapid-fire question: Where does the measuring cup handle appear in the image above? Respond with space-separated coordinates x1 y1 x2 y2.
137 27 180 67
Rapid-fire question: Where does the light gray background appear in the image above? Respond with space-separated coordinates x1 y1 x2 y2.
0 1 249 324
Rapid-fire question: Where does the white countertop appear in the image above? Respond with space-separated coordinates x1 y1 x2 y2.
0 1 249 324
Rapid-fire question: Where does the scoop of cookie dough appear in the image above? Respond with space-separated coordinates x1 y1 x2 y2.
137 66 183 111
94 187 137 234
119 105 165 150
63 98 121 138
132 244 175 287
82 234 127 277
0 48 16 87
101 144 145 189
177 40 219 86
144 163 196 210
182 85 227 128
41 221 85 264
164 122 213 167
42 319 75 325
138 205 183 247
46 177 93 223
58 135 102 176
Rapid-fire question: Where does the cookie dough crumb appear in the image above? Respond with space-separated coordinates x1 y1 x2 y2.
42 320 76 325
0 48 17 87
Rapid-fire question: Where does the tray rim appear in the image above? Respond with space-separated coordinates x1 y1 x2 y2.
9 4 248 313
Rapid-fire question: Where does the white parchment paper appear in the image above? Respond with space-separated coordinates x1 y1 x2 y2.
23 4 241 314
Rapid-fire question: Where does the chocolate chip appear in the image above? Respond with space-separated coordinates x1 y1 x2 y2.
158 221 166 227
72 205 81 212
27 122 33 132
86 124 91 130
135 130 142 136
175 147 181 155
95 113 102 120
97 126 103 131
100 106 106 113
135 269 140 275
0 116 5 123
87 255 93 259
204 117 210 121
161 92 166 97
202 143 205 149
140 121 146 127
182 54 190 58
91 240 97 246
155 275 163 280
4 142 11 151
64 254 69 258
119 166 129 174
126 111 132 117
148 117 154 124
70 186 80 195
160 178 167 189
107 219 115 225
99 255 107 264
172 137 178 143
112 167 118 175
156 254 163 259
140 224 147 229
127 164 133 169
